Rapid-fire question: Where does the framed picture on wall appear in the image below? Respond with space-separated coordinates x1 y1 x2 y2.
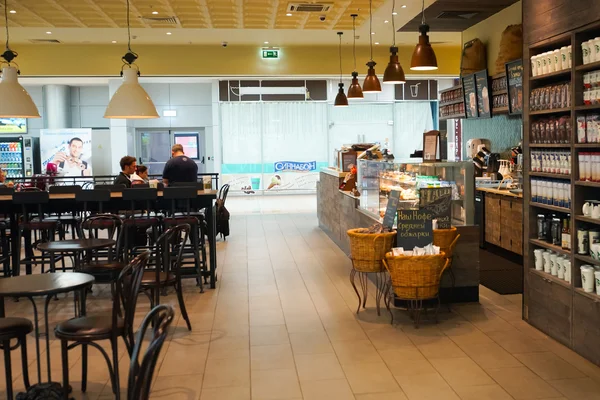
505 59 523 115
422 130 441 162
462 74 478 119
474 70 491 118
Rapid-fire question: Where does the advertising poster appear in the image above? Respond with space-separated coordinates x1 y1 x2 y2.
506 59 523 115
0 118 26 134
40 129 93 177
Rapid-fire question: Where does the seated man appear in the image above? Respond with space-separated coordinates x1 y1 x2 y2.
114 156 137 188
162 144 198 186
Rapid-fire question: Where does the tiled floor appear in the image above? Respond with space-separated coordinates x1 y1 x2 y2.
3 213 600 400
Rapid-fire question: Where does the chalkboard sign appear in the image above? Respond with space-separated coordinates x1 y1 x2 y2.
397 209 434 249
383 190 400 230
462 74 478 119
475 70 491 118
506 59 523 115
423 130 441 162
420 187 452 229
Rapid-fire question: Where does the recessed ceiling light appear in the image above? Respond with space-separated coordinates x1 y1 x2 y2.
166 32 172 35
286 12 292 16
46 31 52 34
264 41 269 44
371 32 375 35
384 20 389 23
392 11 398 15
152 11 158 15
9 10 16 14
375 42 379 45
112 40 117 43
401 4 407 8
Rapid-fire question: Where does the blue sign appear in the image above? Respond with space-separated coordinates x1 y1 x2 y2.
274 161 317 172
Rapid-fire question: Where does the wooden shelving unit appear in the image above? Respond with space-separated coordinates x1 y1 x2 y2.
524 22 600 366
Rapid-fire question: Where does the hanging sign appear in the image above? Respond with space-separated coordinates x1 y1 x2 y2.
506 59 523 115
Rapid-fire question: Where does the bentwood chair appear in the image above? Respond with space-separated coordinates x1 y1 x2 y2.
47 185 82 240
75 189 112 222
122 189 162 262
55 251 149 400
0 317 32 399
127 305 175 400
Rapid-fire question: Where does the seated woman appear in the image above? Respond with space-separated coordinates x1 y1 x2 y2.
131 165 149 185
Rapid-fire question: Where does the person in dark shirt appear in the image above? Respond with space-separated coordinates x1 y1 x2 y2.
113 156 137 188
162 144 198 186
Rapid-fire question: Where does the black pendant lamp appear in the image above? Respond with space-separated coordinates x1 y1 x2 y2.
347 14 364 99
410 0 438 71
363 0 381 93
383 0 406 84
334 32 349 107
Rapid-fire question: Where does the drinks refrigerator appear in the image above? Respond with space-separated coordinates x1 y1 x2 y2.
0 136 39 178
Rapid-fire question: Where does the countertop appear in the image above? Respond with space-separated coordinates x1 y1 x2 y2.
320 168 347 178
477 187 523 198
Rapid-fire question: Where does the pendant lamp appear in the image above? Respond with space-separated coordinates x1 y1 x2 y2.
383 0 406 84
0 0 40 118
410 0 438 71
334 32 349 107
363 0 381 93
104 0 159 119
347 14 364 99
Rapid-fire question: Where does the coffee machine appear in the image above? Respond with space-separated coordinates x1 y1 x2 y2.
473 147 501 178
466 138 492 159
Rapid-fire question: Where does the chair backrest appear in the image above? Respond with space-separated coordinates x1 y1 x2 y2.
76 189 112 214
131 183 150 188
123 188 158 218
171 182 202 189
218 184 230 203
115 251 149 338
49 185 82 194
95 184 126 192
127 304 175 400
163 187 196 216
81 214 123 260
13 191 50 220
168 224 190 276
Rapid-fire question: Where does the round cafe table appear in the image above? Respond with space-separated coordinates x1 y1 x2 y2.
0 273 95 399
37 238 116 272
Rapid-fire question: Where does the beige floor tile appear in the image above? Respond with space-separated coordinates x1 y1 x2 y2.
416 337 468 360
514 352 587 380
332 339 383 365
150 374 203 399
342 362 401 394
429 357 495 388
549 377 600 399
453 384 513 400
486 329 550 354
250 324 290 347
200 386 251 400
295 353 346 382
300 379 355 400
202 357 250 389
250 344 295 371
456 342 523 370
485 367 562 399
395 372 461 400
354 393 408 400
251 368 302 400
325 322 369 342
250 308 286 327
289 331 334 355
207 335 249 360
365 327 414 350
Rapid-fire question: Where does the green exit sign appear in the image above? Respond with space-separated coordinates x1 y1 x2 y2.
262 50 280 59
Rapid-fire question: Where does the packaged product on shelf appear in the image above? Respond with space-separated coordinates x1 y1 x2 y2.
531 178 571 208
578 116 587 143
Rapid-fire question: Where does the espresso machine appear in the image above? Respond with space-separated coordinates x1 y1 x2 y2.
473 147 501 178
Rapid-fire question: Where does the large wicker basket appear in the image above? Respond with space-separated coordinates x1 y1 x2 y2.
433 227 460 259
383 252 449 300
347 229 396 273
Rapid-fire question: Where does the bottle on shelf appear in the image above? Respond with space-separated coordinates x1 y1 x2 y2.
561 214 571 251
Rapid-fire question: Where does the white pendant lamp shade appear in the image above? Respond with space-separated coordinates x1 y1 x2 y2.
0 66 40 118
104 69 159 119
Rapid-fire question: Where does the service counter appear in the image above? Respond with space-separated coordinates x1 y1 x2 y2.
317 167 480 303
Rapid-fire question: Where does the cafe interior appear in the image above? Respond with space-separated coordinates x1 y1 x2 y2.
1 0 600 399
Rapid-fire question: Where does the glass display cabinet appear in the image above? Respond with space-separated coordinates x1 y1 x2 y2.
357 160 475 226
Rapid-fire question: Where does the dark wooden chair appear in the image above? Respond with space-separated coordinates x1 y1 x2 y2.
94 184 126 192
75 189 112 223
47 185 82 240
55 251 149 400
122 189 161 262
127 304 174 400
0 317 32 400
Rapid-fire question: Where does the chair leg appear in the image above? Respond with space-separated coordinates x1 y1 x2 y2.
111 337 121 400
3 340 13 400
349 269 361 314
20 336 30 390
81 343 88 392
61 339 70 400
176 280 192 331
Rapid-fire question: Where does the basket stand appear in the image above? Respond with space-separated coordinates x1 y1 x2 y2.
349 266 387 316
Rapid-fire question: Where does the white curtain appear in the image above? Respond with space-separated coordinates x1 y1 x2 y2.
221 102 263 165
393 102 434 162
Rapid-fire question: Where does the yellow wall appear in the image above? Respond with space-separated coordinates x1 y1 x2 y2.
13 43 461 77
462 1 522 73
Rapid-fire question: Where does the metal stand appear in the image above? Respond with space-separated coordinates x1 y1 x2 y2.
349 268 387 316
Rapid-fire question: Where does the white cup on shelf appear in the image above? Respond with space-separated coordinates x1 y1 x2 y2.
531 56 538 77
543 251 552 273
564 260 572 283
581 265 595 293
583 41 591 64
534 249 544 270
550 254 558 276
546 52 555 72
556 257 565 279
560 47 569 70
595 271 600 295
568 45 573 67
541 52 549 75
552 49 561 71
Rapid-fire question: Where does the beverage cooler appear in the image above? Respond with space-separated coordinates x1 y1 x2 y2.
0 136 39 178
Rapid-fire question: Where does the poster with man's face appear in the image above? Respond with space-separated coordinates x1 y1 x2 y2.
40 129 93 177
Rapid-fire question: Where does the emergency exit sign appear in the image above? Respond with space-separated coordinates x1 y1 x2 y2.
262 50 280 59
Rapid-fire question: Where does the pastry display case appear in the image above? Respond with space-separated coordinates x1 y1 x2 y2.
357 160 475 226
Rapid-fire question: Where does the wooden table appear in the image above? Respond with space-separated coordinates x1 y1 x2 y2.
0 189 219 288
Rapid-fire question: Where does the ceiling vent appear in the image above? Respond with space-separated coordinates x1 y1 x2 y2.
436 11 479 20
29 38 61 44
140 16 179 24
287 3 333 12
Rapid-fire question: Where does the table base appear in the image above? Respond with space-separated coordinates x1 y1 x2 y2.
16 382 72 400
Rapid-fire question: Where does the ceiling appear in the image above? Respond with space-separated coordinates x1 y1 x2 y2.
0 0 461 45
399 0 520 32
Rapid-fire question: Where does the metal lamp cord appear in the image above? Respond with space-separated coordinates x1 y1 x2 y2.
421 0 426 25
4 0 9 50
352 15 357 71
392 0 396 46
369 0 373 61
338 33 343 83
127 0 132 52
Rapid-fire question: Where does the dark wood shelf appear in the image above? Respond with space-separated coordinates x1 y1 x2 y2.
440 98 464 107
529 143 572 148
530 202 572 214
575 254 600 267
529 172 571 179
574 287 600 301
575 180 600 188
575 104 600 112
530 69 571 82
492 107 509 115
493 89 508 95
575 143 600 148
530 108 572 116
576 60 600 72
439 84 462 94
440 113 465 120
530 268 572 289
530 239 572 256
575 215 600 226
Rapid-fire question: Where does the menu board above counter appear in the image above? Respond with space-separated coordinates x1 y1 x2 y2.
506 59 523 115
475 70 491 119
462 74 478 119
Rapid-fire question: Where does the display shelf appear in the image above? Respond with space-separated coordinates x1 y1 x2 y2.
493 89 508 95
439 98 464 107
575 104 600 112
576 60 600 72
575 143 600 148
575 180 600 188
574 287 600 301
492 107 509 115
530 69 571 81
529 108 572 116
529 143 572 148
576 215 600 225
530 238 572 256
530 268 572 289
440 113 466 120
575 254 600 266
531 202 572 214
529 172 571 179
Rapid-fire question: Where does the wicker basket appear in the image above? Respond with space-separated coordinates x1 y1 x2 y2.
383 252 449 300
433 227 460 259
347 229 396 273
